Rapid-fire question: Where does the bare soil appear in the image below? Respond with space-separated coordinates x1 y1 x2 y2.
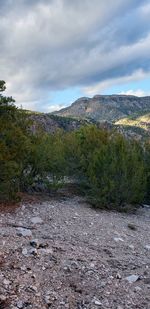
0 192 150 309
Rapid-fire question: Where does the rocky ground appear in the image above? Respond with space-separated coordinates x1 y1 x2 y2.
0 192 150 309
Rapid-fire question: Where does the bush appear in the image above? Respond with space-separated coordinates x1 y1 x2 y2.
72 126 146 209
0 81 32 200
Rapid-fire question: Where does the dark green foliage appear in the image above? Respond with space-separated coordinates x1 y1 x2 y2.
0 80 149 210
72 126 146 209
24 131 67 191
0 82 68 200
0 81 32 200
144 142 150 202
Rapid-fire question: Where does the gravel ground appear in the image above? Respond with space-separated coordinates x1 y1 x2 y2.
0 192 150 309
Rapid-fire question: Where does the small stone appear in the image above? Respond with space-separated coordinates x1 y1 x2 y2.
71 261 79 268
45 296 50 304
126 275 139 283
0 295 7 301
16 228 32 237
31 217 43 224
22 248 28 256
114 237 124 242
39 242 48 249
128 245 134 249
17 300 24 308
94 300 102 306
63 265 71 272
90 262 95 268
3 278 11 285
143 204 150 208
59 301 65 305
128 223 137 230
144 278 150 284
29 248 38 256
30 239 39 248
116 273 122 279
31 286 37 292
21 265 26 271
134 286 142 292
39 248 53 255
145 245 150 250
27 285 37 293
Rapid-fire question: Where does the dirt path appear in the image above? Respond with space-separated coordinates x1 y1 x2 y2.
0 194 150 309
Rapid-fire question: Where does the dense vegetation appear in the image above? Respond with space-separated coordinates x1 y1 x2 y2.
0 81 150 210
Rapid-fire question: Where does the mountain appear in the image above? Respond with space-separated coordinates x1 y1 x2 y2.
53 94 150 123
28 113 93 134
115 112 150 140
26 95 150 140
115 113 150 130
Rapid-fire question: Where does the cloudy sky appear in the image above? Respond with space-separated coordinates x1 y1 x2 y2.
0 0 150 112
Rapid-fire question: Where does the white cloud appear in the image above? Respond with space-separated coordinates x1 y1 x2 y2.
46 104 67 113
119 89 150 97
83 69 150 96
0 0 150 110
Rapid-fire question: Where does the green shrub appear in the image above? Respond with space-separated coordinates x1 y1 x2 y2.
73 126 146 209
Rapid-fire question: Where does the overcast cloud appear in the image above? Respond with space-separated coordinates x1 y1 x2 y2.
0 0 150 111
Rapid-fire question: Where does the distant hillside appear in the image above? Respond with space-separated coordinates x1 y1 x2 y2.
28 113 93 134
53 94 150 123
25 95 150 140
115 113 150 140
115 113 150 130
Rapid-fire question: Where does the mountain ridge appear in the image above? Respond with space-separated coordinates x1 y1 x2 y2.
53 94 150 123
26 94 150 140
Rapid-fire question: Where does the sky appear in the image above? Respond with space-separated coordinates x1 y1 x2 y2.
0 0 150 112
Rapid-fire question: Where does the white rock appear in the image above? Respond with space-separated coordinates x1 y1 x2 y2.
17 300 24 308
22 248 28 256
143 204 150 208
29 248 38 256
90 263 95 268
94 300 102 306
114 237 124 242
134 286 142 292
39 248 53 255
16 228 32 237
20 265 26 271
126 275 139 283
3 279 11 285
145 245 150 250
128 245 134 249
0 295 7 301
116 273 122 279
31 217 43 224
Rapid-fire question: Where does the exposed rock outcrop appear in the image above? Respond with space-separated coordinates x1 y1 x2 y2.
53 94 150 123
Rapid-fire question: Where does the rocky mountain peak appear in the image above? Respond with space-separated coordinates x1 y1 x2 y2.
53 94 150 123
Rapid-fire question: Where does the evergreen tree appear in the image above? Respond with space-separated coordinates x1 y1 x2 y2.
0 81 30 200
